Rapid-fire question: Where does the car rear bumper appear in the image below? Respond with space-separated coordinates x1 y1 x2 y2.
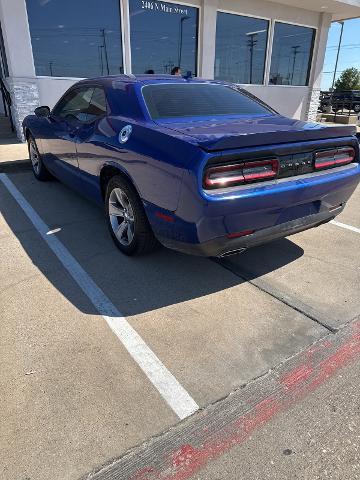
148 162 360 256
159 204 344 257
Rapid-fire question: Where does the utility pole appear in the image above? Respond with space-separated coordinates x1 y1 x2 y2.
98 46 104 75
290 45 300 84
101 28 110 75
331 21 344 91
247 34 257 84
178 16 190 67
245 30 266 84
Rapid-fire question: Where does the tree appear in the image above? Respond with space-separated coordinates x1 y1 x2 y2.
334 67 360 91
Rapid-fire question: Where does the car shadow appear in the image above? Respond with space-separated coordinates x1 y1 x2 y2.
1 172 304 317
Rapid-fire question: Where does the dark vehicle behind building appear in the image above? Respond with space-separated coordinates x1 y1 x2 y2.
319 90 360 114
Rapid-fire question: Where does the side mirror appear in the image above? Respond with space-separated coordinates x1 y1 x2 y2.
34 106 50 118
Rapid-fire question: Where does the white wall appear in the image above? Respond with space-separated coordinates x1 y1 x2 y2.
36 77 80 108
241 85 309 119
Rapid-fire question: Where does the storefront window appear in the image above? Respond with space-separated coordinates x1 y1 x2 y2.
129 0 198 75
26 0 123 77
215 13 269 85
269 22 315 86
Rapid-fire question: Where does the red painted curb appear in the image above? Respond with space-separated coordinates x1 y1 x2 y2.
86 318 360 480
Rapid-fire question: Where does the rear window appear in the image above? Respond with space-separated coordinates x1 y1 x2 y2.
142 83 272 119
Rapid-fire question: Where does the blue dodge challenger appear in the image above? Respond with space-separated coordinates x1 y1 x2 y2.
23 75 360 257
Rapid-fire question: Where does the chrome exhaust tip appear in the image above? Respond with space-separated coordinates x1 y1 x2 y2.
219 248 246 258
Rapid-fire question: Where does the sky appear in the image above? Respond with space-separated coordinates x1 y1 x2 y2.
321 18 360 90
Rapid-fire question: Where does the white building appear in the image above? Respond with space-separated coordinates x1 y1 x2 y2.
0 0 359 141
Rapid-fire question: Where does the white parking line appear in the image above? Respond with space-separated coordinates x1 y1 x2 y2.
0 173 199 420
330 220 360 234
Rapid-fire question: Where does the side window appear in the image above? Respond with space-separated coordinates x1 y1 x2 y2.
86 88 107 122
53 87 94 121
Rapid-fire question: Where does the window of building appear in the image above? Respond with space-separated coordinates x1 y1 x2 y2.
129 0 198 75
25 0 123 78
215 13 269 85
269 22 315 86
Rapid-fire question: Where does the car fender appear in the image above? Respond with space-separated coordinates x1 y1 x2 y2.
22 115 47 155
95 117 199 212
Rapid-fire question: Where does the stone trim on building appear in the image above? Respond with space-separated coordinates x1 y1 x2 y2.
305 88 321 123
7 78 40 141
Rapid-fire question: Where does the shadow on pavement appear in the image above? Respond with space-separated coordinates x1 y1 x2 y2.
1 172 304 317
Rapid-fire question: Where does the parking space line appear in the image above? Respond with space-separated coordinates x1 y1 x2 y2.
330 220 360 234
0 173 199 420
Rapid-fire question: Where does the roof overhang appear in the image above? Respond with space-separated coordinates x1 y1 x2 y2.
269 0 360 20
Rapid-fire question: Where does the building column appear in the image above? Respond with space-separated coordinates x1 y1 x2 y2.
120 0 132 74
304 12 332 122
198 0 218 78
0 0 40 141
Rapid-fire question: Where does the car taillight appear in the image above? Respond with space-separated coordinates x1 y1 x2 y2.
315 147 355 170
242 160 279 181
204 159 278 189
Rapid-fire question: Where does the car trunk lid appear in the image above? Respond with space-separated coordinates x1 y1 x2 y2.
157 115 357 151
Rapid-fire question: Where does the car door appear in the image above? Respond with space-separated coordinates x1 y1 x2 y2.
42 86 94 185
74 87 109 203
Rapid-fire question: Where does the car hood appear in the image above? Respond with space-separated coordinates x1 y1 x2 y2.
157 115 357 151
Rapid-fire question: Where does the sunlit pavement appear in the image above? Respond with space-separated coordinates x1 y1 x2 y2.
0 162 359 480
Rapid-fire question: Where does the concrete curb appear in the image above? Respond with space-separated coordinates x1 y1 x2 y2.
0 159 31 173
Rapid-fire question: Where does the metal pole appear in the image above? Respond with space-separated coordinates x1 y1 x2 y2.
290 46 300 84
245 30 265 84
178 16 190 67
101 28 110 75
247 35 256 84
98 46 104 75
331 21 344 91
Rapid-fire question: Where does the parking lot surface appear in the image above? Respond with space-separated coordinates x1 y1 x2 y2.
1 166 359 480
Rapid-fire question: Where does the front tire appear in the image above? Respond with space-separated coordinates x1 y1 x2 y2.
28 136 51 181
105 175 158 256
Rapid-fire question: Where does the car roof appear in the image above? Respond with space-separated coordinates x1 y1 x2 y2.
75 74 222 87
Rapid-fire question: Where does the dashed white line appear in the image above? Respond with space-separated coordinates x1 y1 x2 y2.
0 173 199 420
330 219 360 235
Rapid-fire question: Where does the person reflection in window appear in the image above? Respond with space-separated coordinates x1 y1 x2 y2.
145 69 155 74
171 66 181 76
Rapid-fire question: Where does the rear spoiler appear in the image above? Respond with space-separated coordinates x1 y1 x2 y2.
198 125 358 152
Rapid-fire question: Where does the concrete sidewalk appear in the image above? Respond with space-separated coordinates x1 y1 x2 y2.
0 142 29 172
0 141 28 160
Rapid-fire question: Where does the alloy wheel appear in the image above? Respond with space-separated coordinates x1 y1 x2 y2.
29 141 40 175
108 187 135 246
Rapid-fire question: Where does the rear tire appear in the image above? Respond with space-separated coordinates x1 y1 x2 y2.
28 135 51 181
105 175 159 256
